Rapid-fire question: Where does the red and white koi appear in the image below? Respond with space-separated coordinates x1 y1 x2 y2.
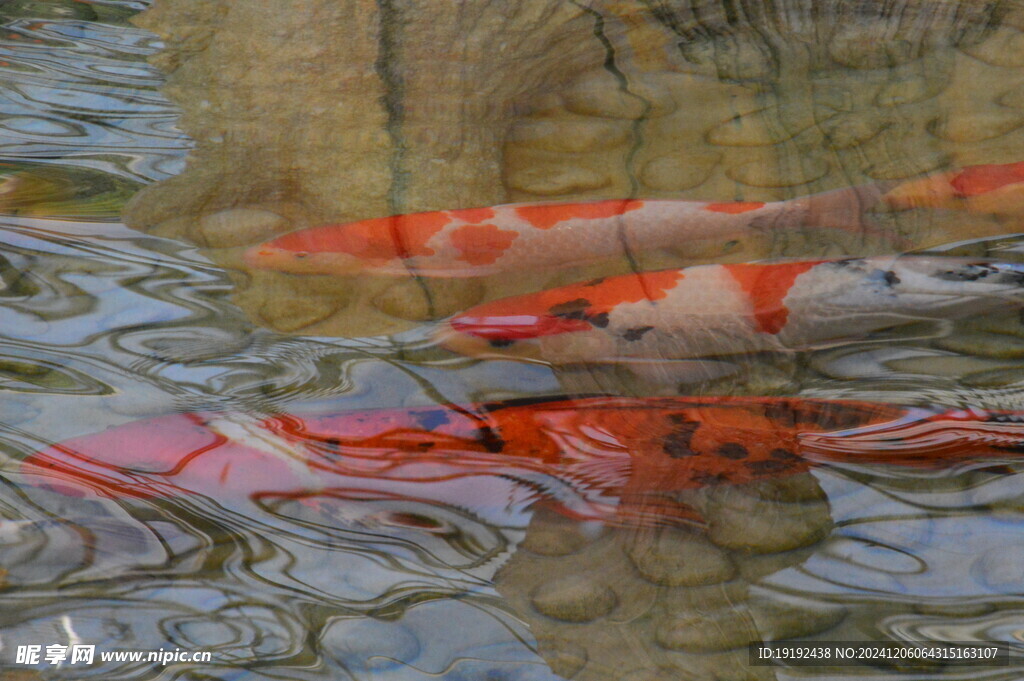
19 397 1024 526
883 160 1024 215
437 256 1024 363
244 185 887 278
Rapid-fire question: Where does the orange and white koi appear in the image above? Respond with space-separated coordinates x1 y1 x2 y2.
437 256 1024 363
244 185 887 278
19 397 1024 526
883 160 1024 215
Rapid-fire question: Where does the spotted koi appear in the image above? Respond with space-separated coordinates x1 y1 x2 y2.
18 397 1024 526
438 256 1024 363
883 160 1024 215
245 185 888 277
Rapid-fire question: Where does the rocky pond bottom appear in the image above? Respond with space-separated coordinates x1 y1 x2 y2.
4 0 1024 679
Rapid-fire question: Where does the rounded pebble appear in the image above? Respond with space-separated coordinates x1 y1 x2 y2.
626 527 735 587
196 208 289 248
506 164 612 196
737 474 827 504
639 152 719 191
863 152 949 180
530 574 617 622
725 156 829 188
875 77 945 107
537 638 588 679
753 597 846 640
960 26 1024 67
521 520 597 557
508 117 630 153
934 332 1024 360
829 37 919 69
258 294 342 332
372 278 484 321
562 74 675 119
997 83 1024 109
662 580 751 613
821 113 887 150
962 368 1024 388
928 111 1024 144
705 487 832 553
655 608 757 652
707 109 809 147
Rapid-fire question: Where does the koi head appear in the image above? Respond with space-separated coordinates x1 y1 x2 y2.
437 270 685 361
245 213 450 275
244 231 372 276
871 258 1024 300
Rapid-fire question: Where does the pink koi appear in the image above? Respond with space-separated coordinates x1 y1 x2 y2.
19 397 1024 527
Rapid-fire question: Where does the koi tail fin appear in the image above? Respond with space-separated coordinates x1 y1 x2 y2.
883 161 1024 216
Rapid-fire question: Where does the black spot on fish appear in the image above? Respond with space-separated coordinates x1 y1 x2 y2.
476 426 505 453
415 410 451 431
549 298 591 319
867 268 901 288
662 420 700 458
770 448 799 460
717 442 749 459
623 325 655 342
937 263 1000 282
584 277 606 287
589 312 610 328
416 441 434 451
489 338 515 348
746 459 790 474
691 470 731 486
762 402 799 428
811 404 873 430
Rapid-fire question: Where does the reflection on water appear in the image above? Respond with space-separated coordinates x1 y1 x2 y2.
5 0 1024 680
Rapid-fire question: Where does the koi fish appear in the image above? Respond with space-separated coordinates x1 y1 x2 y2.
18 397 1024 526
244 185 888 278
437 256 1024 363
883 160 1024 215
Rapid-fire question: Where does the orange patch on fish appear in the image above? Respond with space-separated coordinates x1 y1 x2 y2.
266 211 449 260
704 201 766 214
447 206 497 223
450 223 519 266
450 269 685 339
950 161 1024 198
514 199 644 230
722 261 826 334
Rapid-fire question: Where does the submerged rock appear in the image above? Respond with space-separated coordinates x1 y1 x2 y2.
121 0 1024 337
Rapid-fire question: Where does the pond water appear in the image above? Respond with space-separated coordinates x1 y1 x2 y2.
4 1 1024 680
